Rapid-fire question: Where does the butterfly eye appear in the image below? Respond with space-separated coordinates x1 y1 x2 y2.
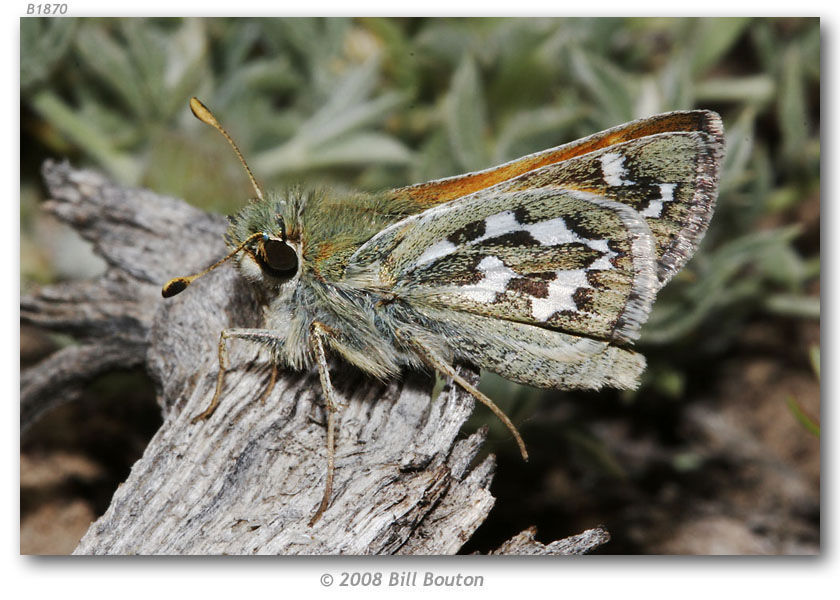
256 238 298 279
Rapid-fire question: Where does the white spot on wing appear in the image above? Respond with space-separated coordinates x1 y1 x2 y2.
412 200 620 276
415 239 457 266
585 238 616 271
531 268 590 321
600 152 635 186
457 256 518 303
639 183 677 218
482 211 520 239
523 217 581 246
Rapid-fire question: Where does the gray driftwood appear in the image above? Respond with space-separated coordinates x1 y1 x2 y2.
21 161 610 555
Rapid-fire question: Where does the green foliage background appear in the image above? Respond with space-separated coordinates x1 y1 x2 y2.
20 17 820 550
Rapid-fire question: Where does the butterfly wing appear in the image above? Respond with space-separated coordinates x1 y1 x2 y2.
345 113 723 389
387 110 723 287
352 185 655 343
347 184 656 390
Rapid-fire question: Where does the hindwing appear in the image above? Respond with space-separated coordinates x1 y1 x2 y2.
350 187 656 343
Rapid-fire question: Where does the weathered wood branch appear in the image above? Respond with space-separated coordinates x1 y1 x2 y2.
21 161 610 555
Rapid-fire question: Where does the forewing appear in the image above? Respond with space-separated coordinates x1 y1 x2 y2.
489 128 724 286
388 112 723 286
391 111 721 202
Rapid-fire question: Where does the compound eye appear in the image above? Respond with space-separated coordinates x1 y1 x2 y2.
257 238 298 278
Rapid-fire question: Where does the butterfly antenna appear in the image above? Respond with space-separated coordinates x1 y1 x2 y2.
162 232 265 298
189 97 265 202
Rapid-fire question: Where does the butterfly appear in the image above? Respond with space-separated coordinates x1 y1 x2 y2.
163 98 724 525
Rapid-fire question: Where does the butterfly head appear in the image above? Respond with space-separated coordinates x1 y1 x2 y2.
230 210 300 289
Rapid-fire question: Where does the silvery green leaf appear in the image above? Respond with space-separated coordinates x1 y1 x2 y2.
122 20 168 114
696 75 775 105
493 107 579 164
301 90 405 149
779 46 809 163
161 18 208 117
74 25 146 118
21 18 76 91
254 132 410 175
688 17 751 75
570 47 635 125
300 133 412 170
411 130 458 183
764 294 820 319
31 91 140 184
447 54 489 172
720 107 757 194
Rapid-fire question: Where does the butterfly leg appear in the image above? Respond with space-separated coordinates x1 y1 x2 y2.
397 330 529 461
191 328 284 424
258 363 279 405
308 321 341 526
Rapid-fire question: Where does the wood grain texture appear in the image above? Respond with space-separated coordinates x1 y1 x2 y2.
21 161 610 555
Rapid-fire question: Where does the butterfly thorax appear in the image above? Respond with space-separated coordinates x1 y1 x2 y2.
225 187 428 378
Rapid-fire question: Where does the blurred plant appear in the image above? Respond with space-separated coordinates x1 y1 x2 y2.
786 346 820 437
21 18 412 209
